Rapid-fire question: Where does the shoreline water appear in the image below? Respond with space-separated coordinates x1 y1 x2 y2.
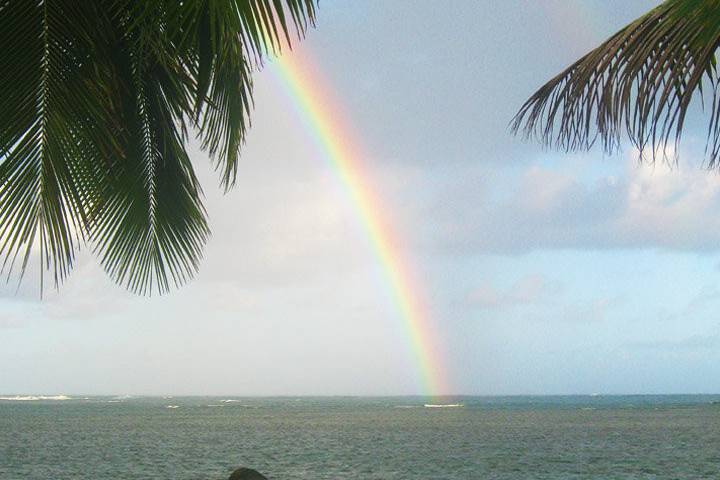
3 395 719 479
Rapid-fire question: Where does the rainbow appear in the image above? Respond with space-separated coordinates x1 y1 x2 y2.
266 47 448 397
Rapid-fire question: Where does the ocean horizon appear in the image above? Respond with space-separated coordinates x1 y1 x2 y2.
2 394 719 479
2 392 720 400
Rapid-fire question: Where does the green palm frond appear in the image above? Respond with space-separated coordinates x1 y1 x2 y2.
512 0 720 164
0 0 318 294
181 0 317 189
0 1 108 290
91 8 208 295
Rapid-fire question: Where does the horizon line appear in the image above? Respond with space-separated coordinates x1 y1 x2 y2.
3 392 720 398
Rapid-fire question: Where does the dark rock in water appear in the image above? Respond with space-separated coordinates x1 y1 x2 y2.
228 467 268 480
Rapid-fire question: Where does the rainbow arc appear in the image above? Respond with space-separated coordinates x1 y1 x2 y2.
267 47 448 396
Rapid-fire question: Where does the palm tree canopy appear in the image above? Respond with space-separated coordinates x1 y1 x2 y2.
512 0 720 164
1 0 317 294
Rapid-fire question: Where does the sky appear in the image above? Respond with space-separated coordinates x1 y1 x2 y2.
4 0 720 396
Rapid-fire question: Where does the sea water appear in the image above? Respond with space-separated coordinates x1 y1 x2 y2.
1 395 719 479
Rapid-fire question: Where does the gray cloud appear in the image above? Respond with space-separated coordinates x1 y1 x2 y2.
0 310 28 329
416 154 720 254
556 297 624 324
467 273 562 309
628 331 720 352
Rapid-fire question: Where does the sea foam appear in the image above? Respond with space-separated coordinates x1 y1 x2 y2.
0 395 71 401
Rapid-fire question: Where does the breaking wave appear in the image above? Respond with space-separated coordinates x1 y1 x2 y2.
0 395 71 401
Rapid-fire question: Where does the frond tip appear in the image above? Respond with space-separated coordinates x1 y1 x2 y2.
512 0 720 166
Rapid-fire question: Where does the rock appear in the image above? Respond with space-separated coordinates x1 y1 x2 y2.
228 467 268 480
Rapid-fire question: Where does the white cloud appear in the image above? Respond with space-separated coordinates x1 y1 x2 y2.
426 152 720 253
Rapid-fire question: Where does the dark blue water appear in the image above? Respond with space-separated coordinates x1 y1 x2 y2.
1 395 719 479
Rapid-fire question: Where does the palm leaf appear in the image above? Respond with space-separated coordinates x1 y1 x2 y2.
512 0 720 165
0 0 318 294
0 1 109 290
91 11 209 295
179 0 317 188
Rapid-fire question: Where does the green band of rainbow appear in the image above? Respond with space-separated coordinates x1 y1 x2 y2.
267 48 448 396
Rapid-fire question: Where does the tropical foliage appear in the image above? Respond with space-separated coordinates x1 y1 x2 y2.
0 0 317 294
513 0 720 165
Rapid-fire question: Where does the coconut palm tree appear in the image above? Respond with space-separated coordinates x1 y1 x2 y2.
0 0 317 294
512 0 720 165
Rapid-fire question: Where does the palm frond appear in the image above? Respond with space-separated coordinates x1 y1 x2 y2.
0 1 109 290
90 7 209 295
512 0 720 165
0 0 318 295
129 0 317 189
187 0 317 188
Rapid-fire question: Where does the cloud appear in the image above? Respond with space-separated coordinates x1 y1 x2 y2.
467 273 562 309
425 152 720 254
628 331 720 352
0 310 30 329
557 296 622 324
0 255 135 325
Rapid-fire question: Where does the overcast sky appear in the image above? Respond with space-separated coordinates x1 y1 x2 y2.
5 0 720 396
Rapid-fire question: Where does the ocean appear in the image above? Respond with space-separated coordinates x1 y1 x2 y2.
1 395 719 479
